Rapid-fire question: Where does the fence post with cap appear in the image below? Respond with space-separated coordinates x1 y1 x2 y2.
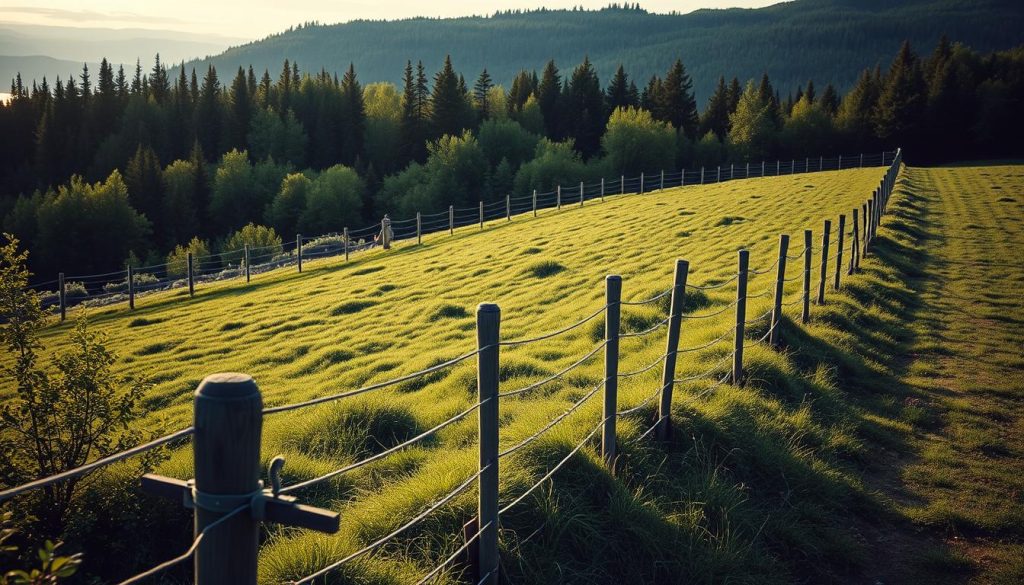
733 250 749 385
817 220 831 304
834 214 846 290
476 304 500 585
603 275 621 469
770 235 789 348
657 260 688 440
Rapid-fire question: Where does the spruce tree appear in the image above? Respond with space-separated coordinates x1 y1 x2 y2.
229 67 252 150
150 54 170 104
727 77 741 114
820 83 839 116
430 55 466 139
400 60 425 163
565 56 604 159
654 59 699 138
605 64 635 114
700 76 731 140
875 41 926 146
473 69 494 121
537 60 562 139
339 63 365 165
195 65 222 158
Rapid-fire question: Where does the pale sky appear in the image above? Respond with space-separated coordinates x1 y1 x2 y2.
0 1 782 40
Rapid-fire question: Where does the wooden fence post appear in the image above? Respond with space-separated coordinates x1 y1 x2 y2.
660 170 664 190
600 178 605 201
557 186 562 209
816 220 831 305
620 175 625 194
244 245 251 282
505 197 511 222
449 206 454 235
802 230 812 323
860 153 864 167
579 181 584 207
603 275 621 469
187 252 195 298
834 214 846 290
127 265 135 310
805 157 809 172
732 250 749 385
790 159 795 174
761 161 765 176
640 172 645 193
776 160 780 175
864 199 873 256
716 166 720 182
479 201 484 229
192 373 263 584
819 155 823 171
296 234 303 273
745 162 749 177
58 272 66 321
532 190 537 217
681 169 686 187
417 213 423 243
770 235 789 348
476 304 500 585
658 260 689 440
700 167 705 184
849 210 859 274
344 228 350 262
730 163 734 180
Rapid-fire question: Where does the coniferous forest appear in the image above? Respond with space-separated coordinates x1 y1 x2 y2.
1 37 1023 281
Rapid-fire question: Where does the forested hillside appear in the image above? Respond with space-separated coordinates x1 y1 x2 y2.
181 0 1024 98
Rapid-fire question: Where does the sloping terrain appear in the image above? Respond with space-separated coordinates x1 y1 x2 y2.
8 163 1023 584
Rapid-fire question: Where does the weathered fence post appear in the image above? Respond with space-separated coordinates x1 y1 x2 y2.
449 206 454 235
805 157 809 172
127 265 135 310
296 234 303 273
417 213 423 243
745 162 749 178
816 220 831 304
579 181 584 207
244 245 251 282
802 230 812 323
557 186 562 209
600 178 605 200
770 235 789 348
730 163 734 179
58 272 66 321
681 169 686 187
532 190 537 217
476 304 500 585
861 202 869 257
850 209 859 274
819 155 823 171
343 228 350 262
479 201 484 229
834 214 846 290
505 196 511 222
620 175 625 194
640 172 645 193
776 160 780 175
658 260 689 441
864 199 873 256
761 161 765 176
700 167 705 184
859 153 864 168
187 252 195 298
603 275 621 469
660 170 664 190
790 159 795 174
193 373 263 584
716 166 721 182
732 250 749 385
838 155 843 170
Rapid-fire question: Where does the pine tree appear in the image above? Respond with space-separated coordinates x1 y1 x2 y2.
641 75 660 112
473 69 494 121
537 60 562 139
124 144 164 233
727 77 741 114
430 55 466 139
339 63 365 165
820 83 839 116
654 59 699 138
150 54 170 104
195 65 222 158
229 67 252 150
400 60 425 163
875 41 926 145
605 64 635 114
507 69 535 114
700 76 731 140
836 68 880 150
805 79 816 104
757 73 781 128
565 56 604 159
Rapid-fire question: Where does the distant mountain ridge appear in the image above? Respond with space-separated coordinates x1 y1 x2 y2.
176 0 1024 101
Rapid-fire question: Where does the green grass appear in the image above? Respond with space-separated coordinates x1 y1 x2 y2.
5 164 1023 584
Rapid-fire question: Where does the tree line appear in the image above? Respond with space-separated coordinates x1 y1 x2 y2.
1 37 1022 281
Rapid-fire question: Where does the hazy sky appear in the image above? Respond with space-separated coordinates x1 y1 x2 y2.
0 1 782 40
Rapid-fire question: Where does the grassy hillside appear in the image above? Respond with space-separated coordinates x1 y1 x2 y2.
10 163 1024 583
179 0 1024 98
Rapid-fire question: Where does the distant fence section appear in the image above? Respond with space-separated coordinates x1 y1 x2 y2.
32 150 897 320
1 151 904 584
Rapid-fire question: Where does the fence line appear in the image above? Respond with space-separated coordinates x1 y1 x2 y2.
35 150 896 320
2 149 903 584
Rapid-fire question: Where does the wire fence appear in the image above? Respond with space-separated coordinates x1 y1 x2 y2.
1 148 903 584
34 150 896 320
